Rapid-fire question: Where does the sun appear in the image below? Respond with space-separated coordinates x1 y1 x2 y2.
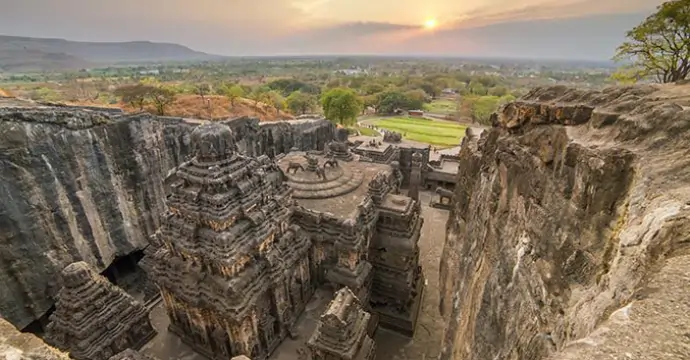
424 18 438 29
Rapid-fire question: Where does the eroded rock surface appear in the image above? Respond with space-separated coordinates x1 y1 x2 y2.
0 317 68 359
439 85 690 360
0 103 335 329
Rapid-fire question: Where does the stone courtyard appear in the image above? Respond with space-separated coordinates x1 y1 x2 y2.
138 190 446 360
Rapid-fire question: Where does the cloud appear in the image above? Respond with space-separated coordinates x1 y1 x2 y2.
0 0 662 58
450 0 661 28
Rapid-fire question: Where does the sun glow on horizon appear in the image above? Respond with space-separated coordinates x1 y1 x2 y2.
424 18 438 29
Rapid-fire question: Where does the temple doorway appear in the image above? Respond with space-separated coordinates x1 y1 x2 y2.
101 249 147 302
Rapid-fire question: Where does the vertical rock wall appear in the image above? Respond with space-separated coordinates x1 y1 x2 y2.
0 109 334 329
439 85 690 360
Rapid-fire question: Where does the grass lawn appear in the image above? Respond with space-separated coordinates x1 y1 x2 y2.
369 117 466 147
348 125 380 137
423 99 457 114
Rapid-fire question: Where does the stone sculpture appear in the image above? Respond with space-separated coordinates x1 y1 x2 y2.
307 287 376 360
45 262 156 360
323 157 339 168
147 123 313 360
435 187 453 204
287 162 305 173
326 140 354 161
304 153 319 172
314 166 327 180
383 131 402 143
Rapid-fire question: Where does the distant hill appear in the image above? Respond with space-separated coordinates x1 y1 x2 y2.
0 35 221 72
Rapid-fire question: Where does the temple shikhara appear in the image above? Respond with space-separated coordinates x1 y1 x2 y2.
141 123 427 359
147 124 312 359
45 262 156 360
307 287 376 360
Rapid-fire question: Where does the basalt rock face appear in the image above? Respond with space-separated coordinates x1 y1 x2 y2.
439 85 690 360
0 106 335 330
226 116 335 158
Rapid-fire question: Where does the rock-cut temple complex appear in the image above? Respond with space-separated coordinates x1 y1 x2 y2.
144 123 426 359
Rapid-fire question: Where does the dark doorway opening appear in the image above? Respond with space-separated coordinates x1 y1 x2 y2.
21 305 55 337
100 249 146 302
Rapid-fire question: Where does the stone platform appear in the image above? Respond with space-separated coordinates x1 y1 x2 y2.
279 154 365 199
277 152 390 219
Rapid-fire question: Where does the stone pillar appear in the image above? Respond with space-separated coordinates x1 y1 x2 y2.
407 152 423 201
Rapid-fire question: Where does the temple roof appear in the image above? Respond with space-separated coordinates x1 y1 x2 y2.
45 262 152 360
307 287 371 360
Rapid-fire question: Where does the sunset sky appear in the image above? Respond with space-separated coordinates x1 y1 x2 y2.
1 0 665 59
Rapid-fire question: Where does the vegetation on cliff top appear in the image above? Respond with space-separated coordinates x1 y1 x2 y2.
614 0 690 83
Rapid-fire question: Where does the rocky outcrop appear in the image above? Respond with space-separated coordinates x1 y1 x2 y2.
439 85 690 360
0 317 69 359
0 106 334 329
226 116 335 158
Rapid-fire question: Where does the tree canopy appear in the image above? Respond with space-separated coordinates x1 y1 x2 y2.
286 91 318 115
320 88 362 126
614 0 690 83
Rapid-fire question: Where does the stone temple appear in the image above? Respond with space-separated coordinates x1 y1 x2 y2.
144 122 425 359
45 261 156 360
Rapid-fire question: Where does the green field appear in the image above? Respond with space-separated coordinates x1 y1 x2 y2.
423 99 457 114
369 117 466 147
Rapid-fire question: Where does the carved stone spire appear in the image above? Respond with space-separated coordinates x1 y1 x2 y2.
45 262 156 360
307 287 376 360
148 123 312 360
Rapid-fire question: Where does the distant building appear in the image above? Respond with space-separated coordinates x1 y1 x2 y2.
335 68 368 76
441 88 456 95
408 110 424 117
138 69 160 75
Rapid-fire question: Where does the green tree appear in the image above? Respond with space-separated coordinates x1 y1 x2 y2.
609 65 646 84
614 0 690 83
320 88 362 126
222 85 245 107
488 86 509 97
362 83 385 95
114 84 154 110
376 90 409 114
250 86 271 106
404 89 427 110
195 83 211 101
467 80 488 96
266 90 286 114
286 91 317 115
148 87 176 116
419 82 441 98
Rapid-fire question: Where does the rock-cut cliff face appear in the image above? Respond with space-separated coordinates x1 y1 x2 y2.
0 106 335 329
439 85 690 360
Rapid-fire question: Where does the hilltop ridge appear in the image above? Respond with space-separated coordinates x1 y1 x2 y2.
0 35 221 72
